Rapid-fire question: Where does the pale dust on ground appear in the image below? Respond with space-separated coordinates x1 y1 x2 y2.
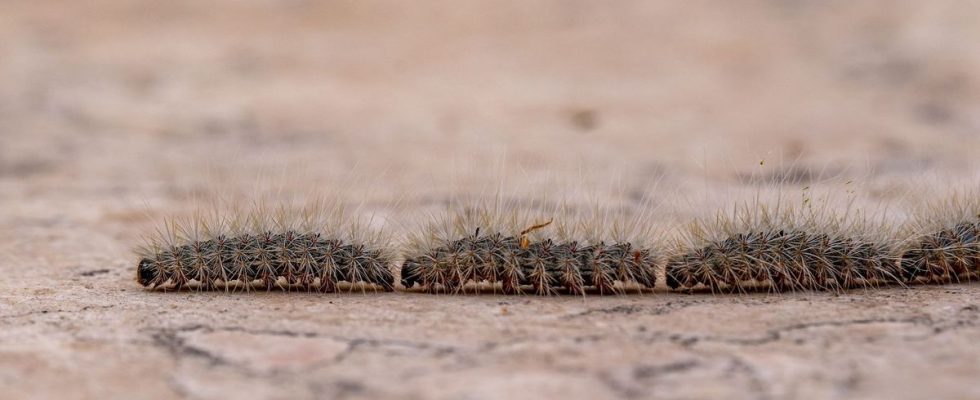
1 1 979 400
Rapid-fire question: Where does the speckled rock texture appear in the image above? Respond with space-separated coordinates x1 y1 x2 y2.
1 1 979 399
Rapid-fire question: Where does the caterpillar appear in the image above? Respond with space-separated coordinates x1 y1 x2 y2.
401 200 660 295
665 193 901 293
135 201 395 292
900 194 979 284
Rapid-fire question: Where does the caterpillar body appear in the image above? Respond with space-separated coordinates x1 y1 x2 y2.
134 186 980 295
900 194 979 284
135 201 395 292
401 196 661 295
665 230 897 292
401 229 656 295
900 221 979 283
665 191 900 293
137 232 394 291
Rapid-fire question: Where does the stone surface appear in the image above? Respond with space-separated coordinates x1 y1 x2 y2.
1 1 979 399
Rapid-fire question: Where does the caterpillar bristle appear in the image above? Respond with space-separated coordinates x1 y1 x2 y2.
135 200 396 293
665 191 901 294
134 173 979 296
666 230 898 293
401 197 661 295
900 193 980 284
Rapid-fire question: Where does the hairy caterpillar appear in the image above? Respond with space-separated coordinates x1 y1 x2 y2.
665 193 901 293
401 199 660 295
135 201 395 292
900 194 979 284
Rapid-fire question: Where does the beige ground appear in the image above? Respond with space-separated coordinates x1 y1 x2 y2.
1 1 979 399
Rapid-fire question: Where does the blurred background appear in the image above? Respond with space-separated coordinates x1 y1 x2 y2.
2 0 978 205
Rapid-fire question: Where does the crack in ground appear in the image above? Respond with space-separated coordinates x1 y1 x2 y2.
726 355 772 400
150 327 237 369
143 324 460 379
637 315 942 347
632 360 701 379
902 304 979 340
563 300 702 319
0 305 114 320
134 305 979 399
601 360 704 400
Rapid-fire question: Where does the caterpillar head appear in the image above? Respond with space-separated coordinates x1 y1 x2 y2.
665 270 682 290
401 259 421 289
136 258 158 287
664 260 684 290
